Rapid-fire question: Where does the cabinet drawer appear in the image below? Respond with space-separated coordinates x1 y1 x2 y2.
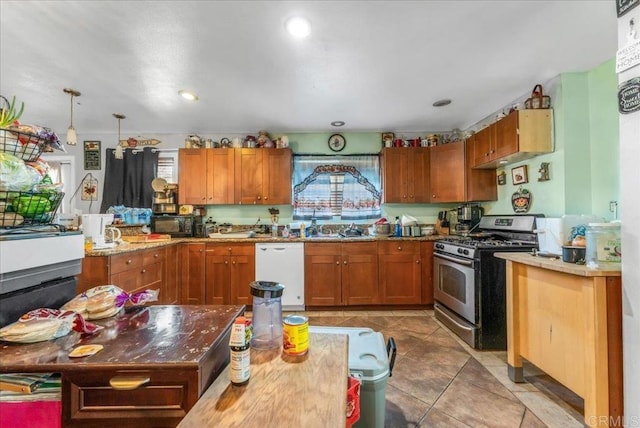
140 261 163 289
378 241 420 254
142 247 165 265
111 252 142 275
63 368 199 427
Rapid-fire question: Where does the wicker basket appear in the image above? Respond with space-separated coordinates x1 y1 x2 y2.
0 191 65 228
0 128 47 162
524 84 551 109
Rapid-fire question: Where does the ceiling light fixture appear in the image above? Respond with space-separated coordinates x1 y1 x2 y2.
63 88 81 145
113 113 125 160
331 121 345 127
179 90 199 101
285 16 311 38
432 99 452 107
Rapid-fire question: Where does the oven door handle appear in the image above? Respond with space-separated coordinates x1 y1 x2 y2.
434 253 474 266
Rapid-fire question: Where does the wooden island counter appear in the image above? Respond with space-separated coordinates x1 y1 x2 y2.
178 332 349 427
495 252 622 427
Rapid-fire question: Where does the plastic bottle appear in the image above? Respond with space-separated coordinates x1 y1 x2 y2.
282 225 290 238
394 217 401 237
272 223 279 238
300 223 306 238
229 316 251 385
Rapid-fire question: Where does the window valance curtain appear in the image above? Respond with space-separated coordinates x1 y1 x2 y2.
292 155 381 220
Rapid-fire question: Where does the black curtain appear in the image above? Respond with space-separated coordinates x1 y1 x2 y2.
100 147 159 212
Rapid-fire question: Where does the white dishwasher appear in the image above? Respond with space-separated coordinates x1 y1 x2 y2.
255 242 305 310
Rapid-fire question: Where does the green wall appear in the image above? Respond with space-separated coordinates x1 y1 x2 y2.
485 59 619 220
206 59 620 226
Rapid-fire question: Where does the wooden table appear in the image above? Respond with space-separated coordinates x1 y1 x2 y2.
495 253 622 427
178 333 349 427
0 305 243 427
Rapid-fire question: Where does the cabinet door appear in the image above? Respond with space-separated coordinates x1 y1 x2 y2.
178 149 207 205
111 268 141 294
229 244 255 306
381 148 408 203
430 141 465 203
206 149 235 204
262 149 292 205
472 126 494 167
180 243 206 305
304 243 342 306
235 148 264 205
205 244 230 305
407 148 431 203
379 242 421 304
164 244 179 304
493 110 519 159
465 139 498 202
342 242 379 305
420 242 434 305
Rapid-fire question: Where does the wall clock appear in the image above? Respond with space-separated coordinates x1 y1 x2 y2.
328 134 346 152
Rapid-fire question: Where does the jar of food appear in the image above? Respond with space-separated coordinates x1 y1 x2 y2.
585 222 621 268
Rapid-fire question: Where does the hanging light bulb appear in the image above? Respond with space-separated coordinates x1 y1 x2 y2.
113 113 125 159
63 88 81 145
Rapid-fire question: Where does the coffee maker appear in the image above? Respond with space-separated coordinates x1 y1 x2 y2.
151 178 178 214
455 204 483 234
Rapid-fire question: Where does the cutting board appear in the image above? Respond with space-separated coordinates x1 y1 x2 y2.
122 234 172 243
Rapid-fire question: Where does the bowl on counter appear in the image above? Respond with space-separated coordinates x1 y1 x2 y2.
562 245 586 263
373 223 391 235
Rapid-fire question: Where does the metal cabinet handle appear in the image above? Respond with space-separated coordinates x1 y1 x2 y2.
343 260 347 264
126 259 132 264
141 269 146 273
154 253 159 258
416 259 420 264
335 261 340 265
397 246 402 251
109 376 150 390
264 196 268 200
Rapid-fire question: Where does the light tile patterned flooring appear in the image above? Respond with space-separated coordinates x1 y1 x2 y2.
298 309 585 428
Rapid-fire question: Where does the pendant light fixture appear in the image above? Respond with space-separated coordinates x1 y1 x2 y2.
63 88 81 145
113 113 125 159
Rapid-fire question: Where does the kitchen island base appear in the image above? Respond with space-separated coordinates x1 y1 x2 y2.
497 252 622 428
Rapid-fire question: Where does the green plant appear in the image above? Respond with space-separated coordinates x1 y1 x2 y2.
0 95 25 127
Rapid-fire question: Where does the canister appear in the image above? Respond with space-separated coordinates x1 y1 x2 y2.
411 226 422 237
402 226 412 237
585 222 621 267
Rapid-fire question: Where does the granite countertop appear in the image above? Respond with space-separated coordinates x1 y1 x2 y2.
86 234 446 256
0 305 244 372
494 252 622 277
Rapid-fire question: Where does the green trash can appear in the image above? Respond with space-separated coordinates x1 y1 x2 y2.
309 326 396 428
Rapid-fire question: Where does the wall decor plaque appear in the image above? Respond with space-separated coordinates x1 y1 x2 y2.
511 188 532 214
617 0 638 17
618 77 640 114
83 140 101 170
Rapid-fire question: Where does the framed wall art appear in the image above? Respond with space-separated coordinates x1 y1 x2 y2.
511 165 528 185
83 140 101 170
497 171 507 185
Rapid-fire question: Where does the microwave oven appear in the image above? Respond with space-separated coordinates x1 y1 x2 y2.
150 215 195 237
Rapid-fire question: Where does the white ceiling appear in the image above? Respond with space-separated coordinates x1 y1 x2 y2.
0 1 617 137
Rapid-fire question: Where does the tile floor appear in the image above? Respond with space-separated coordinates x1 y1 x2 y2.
301 309 586 428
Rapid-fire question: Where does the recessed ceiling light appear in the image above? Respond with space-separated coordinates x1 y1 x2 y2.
432 99 452 107
285 16 311 38
179 90 199 101
331 121 345 127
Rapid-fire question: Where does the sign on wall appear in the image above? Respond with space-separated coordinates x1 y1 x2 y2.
618 77 640 114
617 0 639 17
83 140 101 170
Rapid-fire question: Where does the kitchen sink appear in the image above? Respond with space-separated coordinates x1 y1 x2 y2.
208 232 253 239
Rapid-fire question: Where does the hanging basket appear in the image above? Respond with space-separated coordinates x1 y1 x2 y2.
524 84 551 109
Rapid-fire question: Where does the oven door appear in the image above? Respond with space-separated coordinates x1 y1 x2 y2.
433 252 476 324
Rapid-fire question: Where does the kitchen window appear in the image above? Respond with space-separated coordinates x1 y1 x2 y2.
292 155 382 220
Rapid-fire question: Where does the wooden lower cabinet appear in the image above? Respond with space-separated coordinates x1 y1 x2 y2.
77 246 177 304
179 243 206 305
205 243 255 305
420 241 434 305
379 241 422 304
305 242 379 306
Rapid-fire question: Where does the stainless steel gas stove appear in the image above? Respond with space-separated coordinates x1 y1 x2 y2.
433 215 540 350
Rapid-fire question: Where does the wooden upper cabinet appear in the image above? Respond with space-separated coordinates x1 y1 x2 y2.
465 138 497 202
430 141 466 203
179 148 291 205
262 148 292 205
235 148 292 205
206 149 235 204
472 109 553 169
382 148 430 203
178 149 207 205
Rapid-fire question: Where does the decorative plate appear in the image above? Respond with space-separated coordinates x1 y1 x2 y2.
328 134 346 152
